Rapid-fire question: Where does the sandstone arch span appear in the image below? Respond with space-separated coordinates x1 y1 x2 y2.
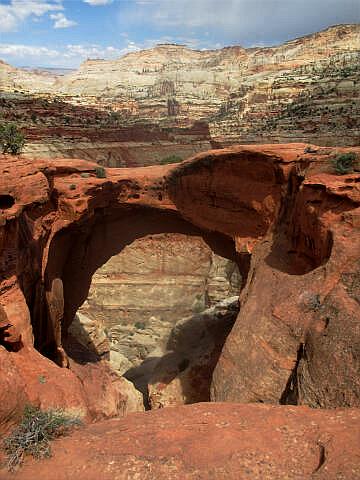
49 207 240 339
0 144 359 429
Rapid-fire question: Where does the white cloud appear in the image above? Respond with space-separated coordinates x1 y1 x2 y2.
0 44 59 58
0 42 140 67
62 44 123 59
50 12 77 28
0 0 63 32
83 0 112 5
122 0 360 46
0 8 19 32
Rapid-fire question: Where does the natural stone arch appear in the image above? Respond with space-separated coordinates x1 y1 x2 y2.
1 143 358 414
39 205 241 361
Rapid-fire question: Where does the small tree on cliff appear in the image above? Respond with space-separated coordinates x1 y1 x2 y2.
0 123 25 155
331 152 358 175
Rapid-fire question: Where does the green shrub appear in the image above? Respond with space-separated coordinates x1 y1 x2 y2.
332 152 357 175
3 405 81 471
80 172 90 178
134 321 146 330
192 303 204 314
95 166 106 178
0 123 25 154
306 294 322 312
69 184 76 190
159 154 182 165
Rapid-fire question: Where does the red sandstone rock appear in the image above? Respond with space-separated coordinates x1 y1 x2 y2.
0 143 359 432
0 343 143 436
0 347 28 435
65 335 144 419
8 403 360 480
212 164 360 407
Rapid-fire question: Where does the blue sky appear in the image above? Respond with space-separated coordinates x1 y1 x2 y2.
0 0 359 68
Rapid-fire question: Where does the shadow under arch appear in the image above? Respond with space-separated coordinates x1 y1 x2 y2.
39 204 245 360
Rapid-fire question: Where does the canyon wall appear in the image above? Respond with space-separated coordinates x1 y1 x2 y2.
1 24 359 156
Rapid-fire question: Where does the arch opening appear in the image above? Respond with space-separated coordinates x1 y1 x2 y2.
71 231 242 408
33 205 246 409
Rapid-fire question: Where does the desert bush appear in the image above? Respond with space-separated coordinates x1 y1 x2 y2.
95 166 106 178
0 123 25 154
134 321 146 330
159 154 182 165
332 152 357 174
3 404 81 471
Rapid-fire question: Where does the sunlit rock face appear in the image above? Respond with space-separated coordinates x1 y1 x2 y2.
73 233 241 373
2 24 359 154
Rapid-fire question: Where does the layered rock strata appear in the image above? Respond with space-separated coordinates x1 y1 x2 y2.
1 24 359 152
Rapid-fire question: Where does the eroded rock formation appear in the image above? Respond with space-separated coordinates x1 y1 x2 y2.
0 143 359 432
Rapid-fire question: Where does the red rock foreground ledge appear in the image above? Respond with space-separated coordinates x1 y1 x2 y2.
10 403 360 480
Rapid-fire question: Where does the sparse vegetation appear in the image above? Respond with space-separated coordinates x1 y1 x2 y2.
108 110 122 125
3 405 81 471
69 183 76 190
134 321 146 330
192 303 204 314
95 166 107 178
306 293 322 312
0 123 25 154
332 152 357 174
159 154 182 165
192 295 205 314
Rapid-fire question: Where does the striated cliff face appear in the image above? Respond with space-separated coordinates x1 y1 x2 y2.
1 24 359 149
0 93 213 164
0 60 57 93
71 232 240 399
